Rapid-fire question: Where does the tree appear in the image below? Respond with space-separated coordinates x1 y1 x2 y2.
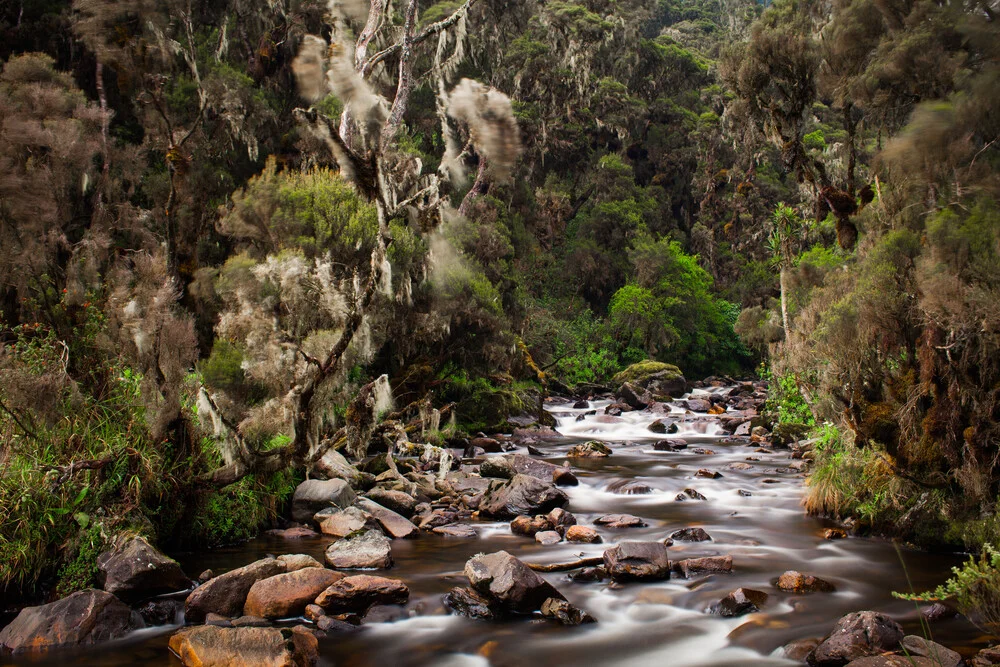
200 0 522 485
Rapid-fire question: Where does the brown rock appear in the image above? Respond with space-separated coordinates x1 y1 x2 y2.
776 570 835 593
244 568 343 619
276 554 324 573
355 498 418 539
547 507 577 535
565 526 602 543
602 541 670 582
539 598 596 626
535 530 562 545
552 468 579 486
823 527 848 540
606 479 654 495
96 536 190 601
317 506 371 537
0 589 143 653
432 524 478 538
673 556 733 578
364 489 417 518
594 514 647 528
479 474 569 519
510 514 554 537
167 625 317 667
808 611 904 666
185 558 286 623
464 551 565 613
324 529 393 570
314 575 409 614
444 587 505 620
265 526 319 540
696 469 722 479
712 588 768 617
670 527 712 542
567 441 613 458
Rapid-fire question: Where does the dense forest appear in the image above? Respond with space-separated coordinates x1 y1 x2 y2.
1 0 999 663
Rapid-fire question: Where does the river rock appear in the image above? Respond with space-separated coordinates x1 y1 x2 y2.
317 506 372 537
278 554 324 572
480 457 515 479
292 479 356 524
654 439 687 451
842 658 939 667
479 474 569 519
137 599 183 626
594 514 647 528
552 467 579 486
808 611 904 666
607 479 654 495
603 541 671 581
266 526 320 539
568 441 613 458
96 536 191 601
897 636 963 667
670 527 712 542
676 488 707 501
547 508 577 535
570 567 606 582
185 557 286 622
168 625 317 667
504 454 560 479
0 589 144 653
573 399 590 409
824 528 848 540
648 419 678 434
313 449 365 488
696 469 722 479
674 556 733 578
535 531 562 544
565 526 602 543
364 489 417 518
617 382 650 410
782 638 823 661
464 551 565 613
686 399 712 412
540 598 597 626
314 575 409 613
418 508 457 530
444 587 505 620
511 514 554 536
355 498 418 539
611 361 686 397
973 646 1000 666
776 570 835 593
712 588 768 617
324 529 393 569
244 568 343 619
433 524 478 538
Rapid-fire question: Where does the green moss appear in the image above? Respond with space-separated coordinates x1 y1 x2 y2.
611 360 683 387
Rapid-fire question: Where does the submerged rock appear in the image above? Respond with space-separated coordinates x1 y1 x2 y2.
266 526 320 540
96 536 191 601
808 611 904 666
464 551 565 614
676 488 707 501
594 513 647 528
244 568 343 619
540 598 597 626
314 575 409 614
444 587 505 620
186 557 286 623
603 541 670 582
712 588 768 617
479 474 569 519
168 625 317 667
0 589 144 653
432 524 478 538
606 479 653 495
673 556 733 578
324 529 393 569
292 479 356 524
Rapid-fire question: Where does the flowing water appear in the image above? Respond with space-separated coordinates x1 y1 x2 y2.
7 389 988 666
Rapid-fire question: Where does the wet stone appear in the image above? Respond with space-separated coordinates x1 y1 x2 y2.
670 527 712 542
552 468 579 486
808 611 904 666
776 570 835 593
565 525 602 543
594 513 647 528
606 479 654 495
324 529 393 570
511 514 554 537
603 541 671 582
535 530 562 545
567 441 613 458
547 507 577 535
695 469 722 479
712 588 768 617
432 524 478 538
539 598 597 626
676 488 707 501
570 567 606 583
673 556 733 578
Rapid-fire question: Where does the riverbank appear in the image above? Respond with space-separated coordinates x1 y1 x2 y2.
1 379 996 665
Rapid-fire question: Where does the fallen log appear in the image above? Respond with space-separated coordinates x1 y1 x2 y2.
525 557 604 573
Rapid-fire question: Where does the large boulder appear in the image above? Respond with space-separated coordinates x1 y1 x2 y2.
444 587 505 620
617 382 650 410
612 361 687 397
312 449 365 488
504 454 561 480
96 536 191 601
355 498 418 539
291 479 356 524
364 489 416 518
479 474 568 519
316 506 372 537
0 589 143 653
168 625 318 667
602 542 670 582
185 558 286 623
324 529 393 569
896 636 962 667
314 575 409 614
464 551 565 614
808 611 904 666
244 568 343 619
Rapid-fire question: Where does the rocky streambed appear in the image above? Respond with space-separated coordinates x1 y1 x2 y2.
1 381 994 666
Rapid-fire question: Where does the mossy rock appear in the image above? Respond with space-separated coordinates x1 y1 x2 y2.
772 422 811 445
611 361 686 396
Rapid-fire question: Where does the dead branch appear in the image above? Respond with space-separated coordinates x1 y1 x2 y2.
526 557 604 573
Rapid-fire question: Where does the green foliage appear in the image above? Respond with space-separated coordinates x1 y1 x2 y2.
185 468 300 548
762 367 815 426
803 129 826 151
438 368 538 431
896 545 1000 636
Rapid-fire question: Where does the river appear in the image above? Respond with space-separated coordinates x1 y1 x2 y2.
7 388 986 665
